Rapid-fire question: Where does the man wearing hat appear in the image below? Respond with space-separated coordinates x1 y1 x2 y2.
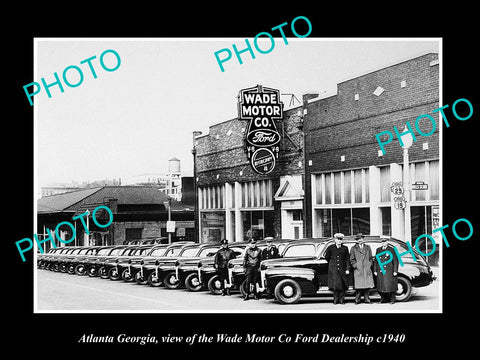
261 237 280 260
243 238 263 300
214 239 236 296
374 236 399 304
324 233 351 304
350 234 374 304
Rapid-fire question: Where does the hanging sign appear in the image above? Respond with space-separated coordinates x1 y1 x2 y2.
238 84 283 175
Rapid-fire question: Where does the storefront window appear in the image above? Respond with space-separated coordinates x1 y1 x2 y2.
315 174 323 204
200 211 225 243
334 172 342 204
344 171 351 204
430 160 439 200
380 207 392 236
314 208 370 237
354 170 363 203
380 166 391 203
352 208 370 235
332 208 351 235
242 210 274 241
325 173 332 204
414 162 426 201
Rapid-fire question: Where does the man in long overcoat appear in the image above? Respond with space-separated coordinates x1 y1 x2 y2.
374 236 399 304
324 233 350 304
350 233 374 304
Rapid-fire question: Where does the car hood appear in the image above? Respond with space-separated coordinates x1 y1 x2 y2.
199 258 215 266
177 256 210 266
260 256 318 270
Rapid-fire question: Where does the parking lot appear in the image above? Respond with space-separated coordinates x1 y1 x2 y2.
36 267 440 312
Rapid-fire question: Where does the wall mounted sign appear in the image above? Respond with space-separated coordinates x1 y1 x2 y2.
238 84 283 174
412 181 428 190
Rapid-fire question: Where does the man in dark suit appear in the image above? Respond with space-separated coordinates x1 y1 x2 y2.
374 236 399 304
243 239 262 300
324 233 350 304
261 237 280 260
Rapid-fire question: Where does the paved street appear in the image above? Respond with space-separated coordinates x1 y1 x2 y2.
36 268 440 312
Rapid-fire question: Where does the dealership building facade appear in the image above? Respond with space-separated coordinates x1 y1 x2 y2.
193 53 440 259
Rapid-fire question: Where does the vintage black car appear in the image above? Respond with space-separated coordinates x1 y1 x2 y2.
142 243 205 288
116 244 169 282
37 247 70 269
123 237 168 245
226 239 319 296
198 239 288 295
260 235 434 304
59 246 99 273
98 246 141 279
174 242 252 291
181 242 249 292
81 245 125 277
41 246 80 271
102 245 155 280
131 241 194 285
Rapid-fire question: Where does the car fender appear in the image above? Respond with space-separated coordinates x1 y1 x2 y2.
265 267 319 294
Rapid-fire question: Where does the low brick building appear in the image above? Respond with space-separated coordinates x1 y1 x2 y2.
37 186 194 249
193 53 440 263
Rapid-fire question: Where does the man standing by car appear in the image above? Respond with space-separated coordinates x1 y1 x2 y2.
324 233 350 305
214 239 236 296
243 239 262 300
374 236 399 304
261 237 280 260
350 233 374 304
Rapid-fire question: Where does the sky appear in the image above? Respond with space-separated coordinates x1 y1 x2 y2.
35 38 440 192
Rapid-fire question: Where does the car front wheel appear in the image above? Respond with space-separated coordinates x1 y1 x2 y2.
274 279 302 304
135 271 147 285
185 273 202 292
147 272 163 287
87 267 97 277
163 272 181 289
108 267 120 281
121 269 133 282
99 267 109 279
207 275 223 295
75 264 86 276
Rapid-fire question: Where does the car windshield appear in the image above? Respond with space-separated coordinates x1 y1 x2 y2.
283 244 316 257
97 248 111 255
166 247 182 257
150 248 166 256
110 248 125 256
78 248 90 254
133 248 147 256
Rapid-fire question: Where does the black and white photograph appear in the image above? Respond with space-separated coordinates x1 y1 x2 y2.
33 38 441 313
7 5 479 355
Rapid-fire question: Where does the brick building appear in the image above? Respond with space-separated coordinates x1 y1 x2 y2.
304 53 439 254
193 100 305 243
37 186 195 249
193 53 440 261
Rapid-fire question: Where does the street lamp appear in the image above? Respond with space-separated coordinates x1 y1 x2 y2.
400 125 414 244
164 199 172 244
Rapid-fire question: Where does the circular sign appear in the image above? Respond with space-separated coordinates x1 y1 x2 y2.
251 148 276 174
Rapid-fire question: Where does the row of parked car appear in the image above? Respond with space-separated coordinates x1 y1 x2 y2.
37 236 435 304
